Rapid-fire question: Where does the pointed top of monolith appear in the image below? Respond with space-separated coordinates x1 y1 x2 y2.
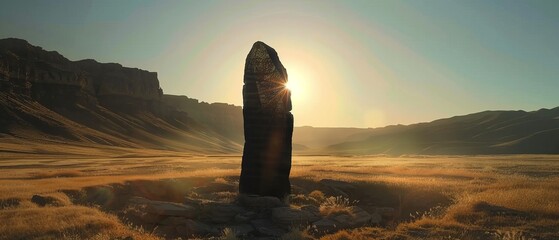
244 41 287 84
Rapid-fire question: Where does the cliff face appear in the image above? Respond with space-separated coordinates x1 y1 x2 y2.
0 38 162 112
74 60 162 112
0 38 239 153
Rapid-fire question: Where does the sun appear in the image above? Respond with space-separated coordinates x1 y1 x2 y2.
283 68 306 94
283 65 311 104
283 77 301 98
284 80 295 91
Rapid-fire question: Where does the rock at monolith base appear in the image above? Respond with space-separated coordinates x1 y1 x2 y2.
239 41 293 200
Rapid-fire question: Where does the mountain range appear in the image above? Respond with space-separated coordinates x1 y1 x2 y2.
1 38 558 155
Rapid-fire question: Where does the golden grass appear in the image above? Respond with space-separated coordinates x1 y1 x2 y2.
319 196 357 216
0 205 158 240
35 192 73 206
31 169 84 179
219 228 238 240
308 190 325 201
1 151 559 239
0 168 238 199
319 227 388 240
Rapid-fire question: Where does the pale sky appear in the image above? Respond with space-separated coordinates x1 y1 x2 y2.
1 0 558 127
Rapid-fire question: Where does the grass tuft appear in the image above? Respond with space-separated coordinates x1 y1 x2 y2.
493 229 533 240
220 228 238 240
319 196 358 216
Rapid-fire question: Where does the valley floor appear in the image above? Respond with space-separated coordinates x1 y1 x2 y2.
1 145 558 239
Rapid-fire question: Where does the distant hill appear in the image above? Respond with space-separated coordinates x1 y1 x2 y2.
293 126 374 149
326 108 559 155
1 38 557 155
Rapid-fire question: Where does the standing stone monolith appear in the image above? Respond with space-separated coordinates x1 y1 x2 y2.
239 41 293 200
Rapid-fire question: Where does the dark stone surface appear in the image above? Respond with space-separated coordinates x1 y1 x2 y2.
31 194 48 207
30 194 61 207
239 41 293 200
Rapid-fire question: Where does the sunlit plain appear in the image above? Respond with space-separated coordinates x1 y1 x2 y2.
1 145 558 239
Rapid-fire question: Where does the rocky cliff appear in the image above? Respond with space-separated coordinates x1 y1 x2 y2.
0 38 239 153
0 38 162 112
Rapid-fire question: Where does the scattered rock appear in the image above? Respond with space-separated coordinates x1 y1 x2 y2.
183 196 204 206
230 224 256 236
238 194 286 210
271 207 321 226
149 204 196 218
176 219 219 236
123 189 386 239
312 218 338 233
139 199 196 218
160 216 188 226
31 195 49 207
300 205 320 215
136 212 165 224
235 211 257 223
0 198 20 209
129 196 152 205
131 211 165 224
311 206 378 233
31 194 62 207
175 224 188 236
334 189 350 198
330 206 372 228
201 203 245 224
370 212 382 224
251 219 286 237
376 207 396 220
153 225 177 237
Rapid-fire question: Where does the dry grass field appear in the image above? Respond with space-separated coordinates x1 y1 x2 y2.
1 144 558 239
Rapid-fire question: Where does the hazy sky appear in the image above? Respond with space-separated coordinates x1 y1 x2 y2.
1 0 558 127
